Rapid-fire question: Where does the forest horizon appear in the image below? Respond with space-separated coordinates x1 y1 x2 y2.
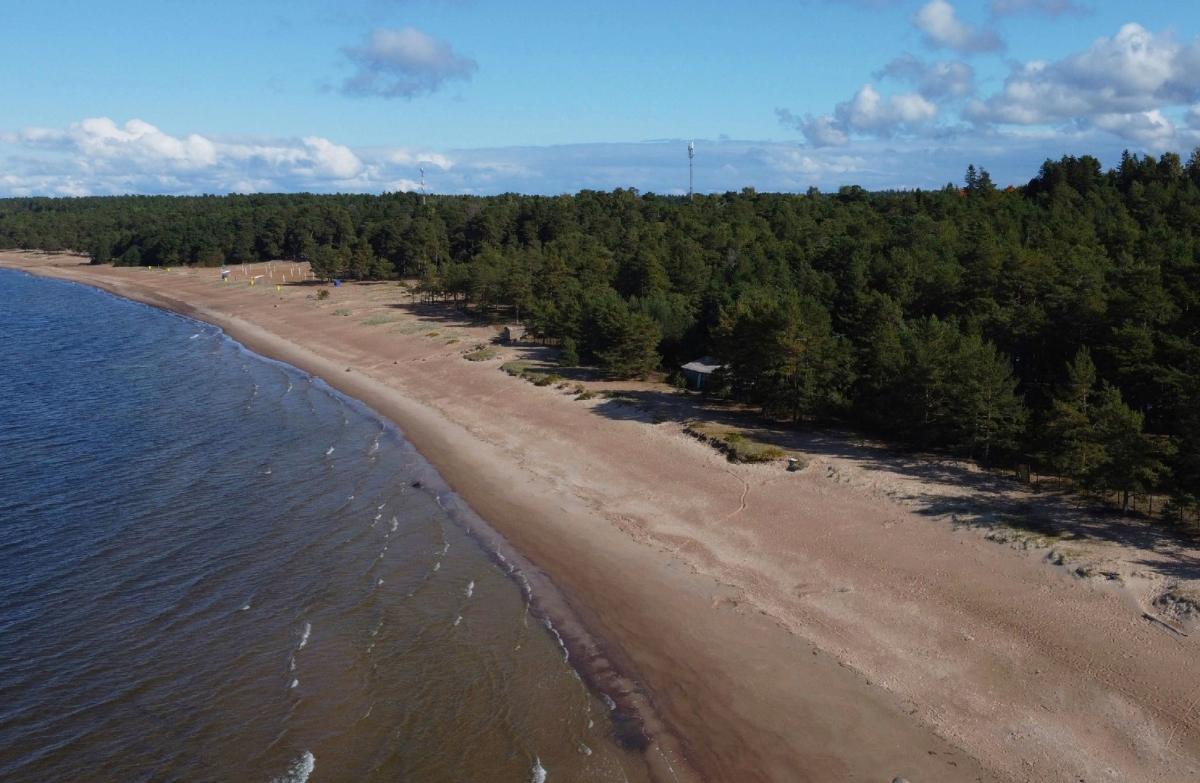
4 149 1199 523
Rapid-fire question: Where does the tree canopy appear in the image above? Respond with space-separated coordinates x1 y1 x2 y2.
5 150 1200 521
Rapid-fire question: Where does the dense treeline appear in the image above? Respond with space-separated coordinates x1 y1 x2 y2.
4 150 1200 521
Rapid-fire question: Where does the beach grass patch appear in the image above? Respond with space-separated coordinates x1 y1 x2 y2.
464 346 499 362
361 314 395 326
501 360 532 377
686 422 787 463
333 308 352 316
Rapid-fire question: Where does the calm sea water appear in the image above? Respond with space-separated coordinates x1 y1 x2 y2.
0 270 649 783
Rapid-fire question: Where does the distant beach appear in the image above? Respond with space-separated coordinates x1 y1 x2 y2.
5 251 1200 783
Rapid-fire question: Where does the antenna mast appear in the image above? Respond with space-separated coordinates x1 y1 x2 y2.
687 141 695 199
419 167 427 206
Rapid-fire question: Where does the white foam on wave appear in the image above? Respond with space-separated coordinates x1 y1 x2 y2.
298 621 311 650
376 577 384 587
289 656 296 671
543 618 569 663
325 446 335 456
433 562 441 572
453 615 462 627
290 678 299 689
272 751 315 783
530 757 547 783
390 518 398 533
578 742 592 756
378 502 386 510
465 580 474 599
240 603 251 612
189 333 201 340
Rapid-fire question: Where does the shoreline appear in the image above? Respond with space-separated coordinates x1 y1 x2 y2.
2 262 701 780
7 253 1200 782
61 269 670 764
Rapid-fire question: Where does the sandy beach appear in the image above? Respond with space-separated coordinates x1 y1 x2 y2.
6 252 1200 783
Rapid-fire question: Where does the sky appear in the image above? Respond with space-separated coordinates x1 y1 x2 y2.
1 0 1199 196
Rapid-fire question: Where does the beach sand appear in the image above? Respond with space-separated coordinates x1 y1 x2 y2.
6 252 1199 783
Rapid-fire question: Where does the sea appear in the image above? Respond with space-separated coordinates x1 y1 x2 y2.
0 269 651 783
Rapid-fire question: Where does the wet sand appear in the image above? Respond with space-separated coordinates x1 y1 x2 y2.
7 252 1199 783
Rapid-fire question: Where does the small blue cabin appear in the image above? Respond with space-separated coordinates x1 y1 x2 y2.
681 356 722 390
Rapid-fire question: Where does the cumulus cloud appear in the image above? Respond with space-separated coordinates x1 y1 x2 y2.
914 0 1004 54
776 108 850 147
966 23 1200 143
989 0 1089 17
875 54 975 99
341 27 477 98
779 84 938 148
838 84 938 131
1090 111 1176 148
0 117 452 195
18 118 220 170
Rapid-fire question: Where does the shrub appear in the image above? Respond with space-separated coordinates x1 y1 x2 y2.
316 289 330 301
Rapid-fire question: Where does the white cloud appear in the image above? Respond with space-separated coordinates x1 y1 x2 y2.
967 23 1200 138
1091 110 1176 148
386 148 454 169
776 109 850 147
989 0 1088 17
914 0 1004 54
25 118 221 171
838 84 938 131
875 54 975 99
341 27 477 98
779 83 938 147
301 136 363 179
1 118 1190 198
0 117 434 194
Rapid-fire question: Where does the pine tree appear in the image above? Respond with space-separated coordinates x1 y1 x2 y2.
1042 348 1104 484
1090 385 1171 513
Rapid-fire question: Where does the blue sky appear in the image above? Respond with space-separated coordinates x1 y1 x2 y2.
2 0 1198 195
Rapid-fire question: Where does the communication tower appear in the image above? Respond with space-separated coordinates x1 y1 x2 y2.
688 141 695 199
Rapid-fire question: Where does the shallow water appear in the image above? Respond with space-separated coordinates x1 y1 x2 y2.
0 270 649 782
